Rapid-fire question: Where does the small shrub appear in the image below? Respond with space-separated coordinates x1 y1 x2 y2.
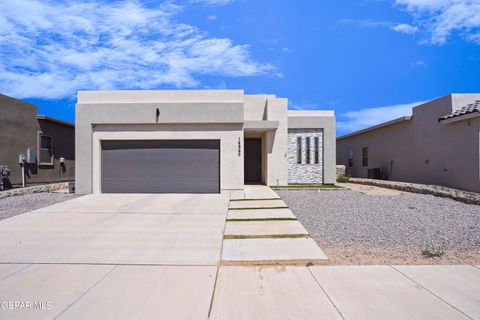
421 247 444 258
336 175 350 183
306 261 314 267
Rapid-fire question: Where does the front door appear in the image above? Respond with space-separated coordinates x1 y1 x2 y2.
244 138 262 184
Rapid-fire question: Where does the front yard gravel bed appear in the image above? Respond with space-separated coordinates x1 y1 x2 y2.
0 193 79 220
277 189 480 265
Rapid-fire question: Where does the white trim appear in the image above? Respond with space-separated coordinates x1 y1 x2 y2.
37 132 54 166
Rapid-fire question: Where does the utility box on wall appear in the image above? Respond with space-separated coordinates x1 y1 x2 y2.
26 148 36 164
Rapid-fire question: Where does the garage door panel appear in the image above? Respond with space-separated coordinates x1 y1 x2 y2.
101 140 220 193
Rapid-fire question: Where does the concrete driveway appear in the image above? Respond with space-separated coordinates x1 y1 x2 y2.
0 193 229 319
0 190 479 319
0 194 229 266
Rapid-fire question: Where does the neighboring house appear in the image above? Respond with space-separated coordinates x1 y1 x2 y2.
337 94 480 192
75 90 336 194
0 93 75 188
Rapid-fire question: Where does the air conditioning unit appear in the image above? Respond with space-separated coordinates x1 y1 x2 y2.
367 168 384 180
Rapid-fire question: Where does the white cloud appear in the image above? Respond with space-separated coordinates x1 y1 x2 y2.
392 23 419 34
336 101 425 135
411 60 427 66
395 0 480 44
207 15 218 20
0 0 271 99
289 102 321 110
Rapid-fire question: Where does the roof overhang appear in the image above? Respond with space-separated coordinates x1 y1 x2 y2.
37 115 74 127
337 116 411 140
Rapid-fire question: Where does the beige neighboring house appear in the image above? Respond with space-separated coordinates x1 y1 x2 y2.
337 94 480 192
75 90 336 194
0 93 75 188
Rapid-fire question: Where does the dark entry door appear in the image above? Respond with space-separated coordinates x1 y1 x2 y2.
244 138 262 183
101 140 220 193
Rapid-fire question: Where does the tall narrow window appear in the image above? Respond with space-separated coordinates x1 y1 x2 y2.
314 137 319 164
39 133 53 165
297 137 302 164
362 147 368 167
306 137 311 164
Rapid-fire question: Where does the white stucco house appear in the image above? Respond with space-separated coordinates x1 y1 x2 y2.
75 90 335 194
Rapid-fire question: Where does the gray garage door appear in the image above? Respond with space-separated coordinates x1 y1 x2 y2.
101 140 220 193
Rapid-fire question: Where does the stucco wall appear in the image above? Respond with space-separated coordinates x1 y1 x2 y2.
91 124 243 193
265 97 288 186
36 120 75 183
337 94 480 192
244 95 270 121
76 90 333 193
76 91 245 194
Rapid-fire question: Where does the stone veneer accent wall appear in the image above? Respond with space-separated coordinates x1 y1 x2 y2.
287 129 324 184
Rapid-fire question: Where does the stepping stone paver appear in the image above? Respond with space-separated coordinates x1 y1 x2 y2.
224 220 308 237
243 185 280 199
394 265 480 319
227 208 296 220
309 266 470 320
210 266 342 320
229 199 287 209
222 238 328 265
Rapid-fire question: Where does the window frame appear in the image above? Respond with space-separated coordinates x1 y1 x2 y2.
362 147 368 167
38 132 54 166
297 136 302 164
347 148 354 167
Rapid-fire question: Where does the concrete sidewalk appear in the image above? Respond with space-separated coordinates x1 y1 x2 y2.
0 263 478 319
211 265 480 320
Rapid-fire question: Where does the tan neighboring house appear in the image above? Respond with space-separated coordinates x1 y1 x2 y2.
0 93 75 188
337 94 480 193
75 90 336 194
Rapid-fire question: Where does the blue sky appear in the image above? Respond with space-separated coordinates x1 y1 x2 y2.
1 0 479 136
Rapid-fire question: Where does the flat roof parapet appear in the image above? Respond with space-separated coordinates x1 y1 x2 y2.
77 90 245 104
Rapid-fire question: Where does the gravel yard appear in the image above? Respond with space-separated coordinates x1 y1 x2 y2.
277 189 480 265
0 192 79 220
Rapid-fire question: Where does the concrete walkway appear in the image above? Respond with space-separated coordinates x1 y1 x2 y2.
0 187 479 319
223 187 328 265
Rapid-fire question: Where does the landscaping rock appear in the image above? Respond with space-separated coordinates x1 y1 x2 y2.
277 189 480 265
0 182 71 200
348 178 480 205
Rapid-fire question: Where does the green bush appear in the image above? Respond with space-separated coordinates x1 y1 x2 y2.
421 247 444 258
336 175 350 183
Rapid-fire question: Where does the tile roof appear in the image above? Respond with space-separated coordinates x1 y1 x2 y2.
439 100 480 121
